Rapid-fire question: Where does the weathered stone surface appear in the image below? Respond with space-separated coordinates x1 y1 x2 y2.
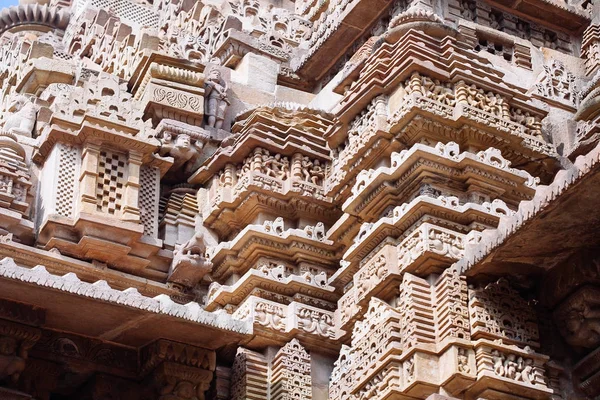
0 0 597 398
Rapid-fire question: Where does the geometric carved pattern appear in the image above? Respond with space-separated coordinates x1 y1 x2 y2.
56 144 78 218
468 278 540 348
95 150 126 215
271 339 312 400
230 347 268 400
434 267 470 342
139 166 160 237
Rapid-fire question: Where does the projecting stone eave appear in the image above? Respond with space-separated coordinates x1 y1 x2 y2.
483 0 591 34
233 102 335 130
127 51 207 96
330 196 511 286
0 237 181 298
0 257 252 350
202 182 339 240
204 267 338 311
290 0 394 82
331 28 544 126
455 138 600 281
33 120 173 174
210 223 340 281
342 142 539 219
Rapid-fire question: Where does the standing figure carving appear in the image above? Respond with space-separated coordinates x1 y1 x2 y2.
204 68 229 129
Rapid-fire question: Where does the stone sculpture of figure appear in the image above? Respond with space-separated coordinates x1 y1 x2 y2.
204 68 229 129
168 232 213 288
457 348 470 373
522 358 535 384
160 133 204 175
309 160 325 185
301 156 313 182
503 353 518 379
0 336 26 383
523 112 543 138
2 95 37 137
264 153 290 180
492 350 504 376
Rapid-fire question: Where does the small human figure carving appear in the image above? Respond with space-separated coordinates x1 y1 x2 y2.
301 156 313 182
492 350 504 376
204 68 229 129
458 348 470 373
263 152 290 180
515 357 534 384
309 159 325 185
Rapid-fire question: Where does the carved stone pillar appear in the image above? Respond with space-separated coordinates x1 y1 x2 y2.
271 339 312 400
141 339 216 400
230 340 312 400
291 153 303 180
454 81 469 104
229 347 268 400
121 150 143 222
79 142 102 214
408 71 422 95
222 163 236 187
252 148 263 173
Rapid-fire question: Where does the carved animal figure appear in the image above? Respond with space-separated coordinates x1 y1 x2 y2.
160 133 204 175
169 232 213 288
2 96 36 137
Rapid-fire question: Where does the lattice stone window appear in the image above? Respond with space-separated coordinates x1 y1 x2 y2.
139 166 160 237
95 150 127 215
56 145 78 218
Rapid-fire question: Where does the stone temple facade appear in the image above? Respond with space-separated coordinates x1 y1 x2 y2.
0 0 599 398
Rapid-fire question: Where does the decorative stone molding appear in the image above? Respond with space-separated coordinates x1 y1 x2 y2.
0 257 251 334
141 339 216 400
0 4 69 34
